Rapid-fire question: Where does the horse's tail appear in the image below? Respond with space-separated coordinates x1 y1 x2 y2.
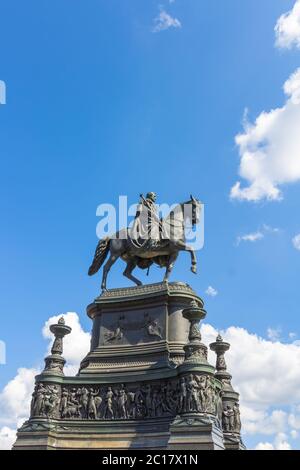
88 237 110 276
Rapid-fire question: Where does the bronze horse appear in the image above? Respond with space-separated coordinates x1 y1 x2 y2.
88 196 202 291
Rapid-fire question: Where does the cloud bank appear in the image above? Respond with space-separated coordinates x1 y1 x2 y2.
231 69 300 202
275 0 300 49
202 324 300 450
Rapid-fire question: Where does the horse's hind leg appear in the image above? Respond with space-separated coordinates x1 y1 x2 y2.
101 254 119 291
123 259 142 286
163 253 178 282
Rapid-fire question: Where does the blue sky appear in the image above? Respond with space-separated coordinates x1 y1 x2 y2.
1 0 300 450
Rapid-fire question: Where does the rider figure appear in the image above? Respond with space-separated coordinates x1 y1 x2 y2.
131 192 161 249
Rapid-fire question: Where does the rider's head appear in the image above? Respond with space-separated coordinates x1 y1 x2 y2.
146 192 157 202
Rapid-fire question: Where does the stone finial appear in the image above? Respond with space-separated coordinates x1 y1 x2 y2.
182 301 208 364
43 317 72 376
210 334 242 440
50 317 72 356
210 334 230 373
209 334 234 390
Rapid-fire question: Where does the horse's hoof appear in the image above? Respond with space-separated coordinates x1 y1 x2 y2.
191 266 197 274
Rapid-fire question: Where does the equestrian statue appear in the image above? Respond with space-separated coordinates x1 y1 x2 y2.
88 193 202 291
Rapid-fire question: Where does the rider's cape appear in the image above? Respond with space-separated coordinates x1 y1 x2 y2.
130 199 160 242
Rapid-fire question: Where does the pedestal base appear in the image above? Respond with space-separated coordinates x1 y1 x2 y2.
168 415 225 450
13 283 245 451
14 416 227 450
13 418 172 450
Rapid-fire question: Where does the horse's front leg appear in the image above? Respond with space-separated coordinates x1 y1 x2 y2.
174 241 197 274
123 258 142 286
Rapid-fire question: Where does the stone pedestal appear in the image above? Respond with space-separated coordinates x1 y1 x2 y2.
79 282 196 377
13 282 244 450
168 415 225 450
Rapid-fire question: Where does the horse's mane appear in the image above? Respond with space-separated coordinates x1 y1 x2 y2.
162 199 194 227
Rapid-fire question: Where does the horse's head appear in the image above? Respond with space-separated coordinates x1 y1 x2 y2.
161 196 202 234
188 195 202 226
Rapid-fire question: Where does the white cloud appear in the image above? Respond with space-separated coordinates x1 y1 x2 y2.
255 433 292 450
0 367 37 427
0 312 90 449
275 0 300 49
230 68 300 202
202 323 300 450
255 441 274 450
42 312 90 375
267 327 282 342
274 432 292 450
0 340 6 365
262 224 280 234
0 80 6 105
205 286 218 297
236 225 280 246
236 231 264 245
288 411 300 430
0 367 37 449
236 224 280 245
152 9 181 33
202 323 300 407
292 234 300 251
242 408 288 436
290 429 299 439
0 426 17 450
